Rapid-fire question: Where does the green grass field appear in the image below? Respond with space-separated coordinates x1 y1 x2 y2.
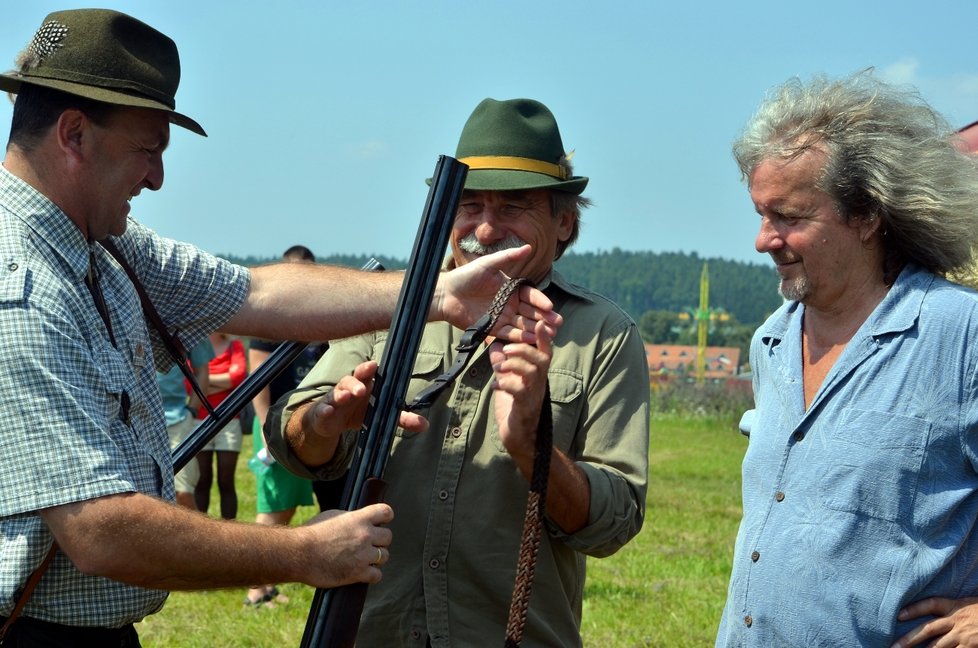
134 414 746 647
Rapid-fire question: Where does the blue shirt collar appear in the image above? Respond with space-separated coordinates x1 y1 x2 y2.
758 263 931 347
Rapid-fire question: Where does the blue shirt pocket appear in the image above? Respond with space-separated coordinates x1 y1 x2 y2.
818 408 929 523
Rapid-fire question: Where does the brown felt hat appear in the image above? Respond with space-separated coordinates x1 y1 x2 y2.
0 9 205 136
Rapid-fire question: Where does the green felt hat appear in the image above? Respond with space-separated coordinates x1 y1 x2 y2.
0 9 205 136
452 98 588 195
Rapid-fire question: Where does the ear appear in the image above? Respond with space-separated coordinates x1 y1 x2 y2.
55 109 90 162
555 208 576 243
859 212 884 244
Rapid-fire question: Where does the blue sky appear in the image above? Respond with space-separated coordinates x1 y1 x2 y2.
2 1 977 265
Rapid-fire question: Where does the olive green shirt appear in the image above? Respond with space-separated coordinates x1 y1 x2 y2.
268 270 649 647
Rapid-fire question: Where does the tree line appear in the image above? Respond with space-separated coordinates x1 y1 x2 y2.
223 248 783 359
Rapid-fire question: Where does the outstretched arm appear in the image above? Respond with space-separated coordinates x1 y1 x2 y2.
222 245 560 344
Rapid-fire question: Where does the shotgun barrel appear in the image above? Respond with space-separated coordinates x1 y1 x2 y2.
300 155 468 648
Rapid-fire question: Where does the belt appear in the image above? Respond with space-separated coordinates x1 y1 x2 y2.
0 615 139 647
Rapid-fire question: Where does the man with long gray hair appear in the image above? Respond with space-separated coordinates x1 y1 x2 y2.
716 71 978 647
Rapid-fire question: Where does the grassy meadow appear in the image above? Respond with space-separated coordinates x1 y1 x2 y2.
134 413 747 647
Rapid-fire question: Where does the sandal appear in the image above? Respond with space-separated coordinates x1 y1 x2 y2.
267 586 290 605
243 588 272 609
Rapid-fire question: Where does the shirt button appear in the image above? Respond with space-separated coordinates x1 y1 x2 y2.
744 615 753 627
438 490 449 501
469 368 479 377
775 491 785 502
429 558 440 569
410 629 422 640
751 551 760 562
7 263 17 272
450 426 462 438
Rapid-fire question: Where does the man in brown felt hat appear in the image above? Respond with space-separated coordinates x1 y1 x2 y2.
0 10 559 645
265 98 650 647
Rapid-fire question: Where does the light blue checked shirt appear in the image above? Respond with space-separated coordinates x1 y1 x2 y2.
717 265 978 647
0 167 249 627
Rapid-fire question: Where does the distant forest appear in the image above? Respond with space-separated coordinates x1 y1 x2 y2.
553 249 781 327
223 248 783 359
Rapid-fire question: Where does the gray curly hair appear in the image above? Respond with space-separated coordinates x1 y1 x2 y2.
733 70 978 281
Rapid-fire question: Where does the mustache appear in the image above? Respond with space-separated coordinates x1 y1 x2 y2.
770 253 799 265
457 233 526 256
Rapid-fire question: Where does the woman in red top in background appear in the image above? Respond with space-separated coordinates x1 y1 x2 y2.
193 332 247 519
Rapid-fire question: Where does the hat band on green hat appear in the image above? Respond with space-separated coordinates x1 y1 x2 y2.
459 155 569 180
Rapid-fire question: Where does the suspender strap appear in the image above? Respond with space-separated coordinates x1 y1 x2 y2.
99 239 216 418
0 544 58 642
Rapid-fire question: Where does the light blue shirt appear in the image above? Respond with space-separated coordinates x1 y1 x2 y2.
0 167 249 627
717 265 978 647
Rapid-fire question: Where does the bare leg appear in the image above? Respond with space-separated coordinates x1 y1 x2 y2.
194 451 214 513
215 450 239 520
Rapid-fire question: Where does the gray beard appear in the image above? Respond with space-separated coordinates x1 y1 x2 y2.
779 275 812 302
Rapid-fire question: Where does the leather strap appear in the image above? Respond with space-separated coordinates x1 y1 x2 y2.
503 387 553 647
99 239 216 417
0 544 57 642
85 250 117 348
396 273 550 647
405 277 530 412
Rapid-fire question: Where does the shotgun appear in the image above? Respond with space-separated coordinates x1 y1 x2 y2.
299 155 468 648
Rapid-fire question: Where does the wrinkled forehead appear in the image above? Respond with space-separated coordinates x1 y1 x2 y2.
749 147 828 190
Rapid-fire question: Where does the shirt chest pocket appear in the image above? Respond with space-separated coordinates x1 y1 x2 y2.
546 368 584 453
818 408 930 523
488 367 584 454
92 339 137 425
394 350 446 439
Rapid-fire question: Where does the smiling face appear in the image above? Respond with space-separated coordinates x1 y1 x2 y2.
750 148 882 311
78 107 170 240
450 189 574 283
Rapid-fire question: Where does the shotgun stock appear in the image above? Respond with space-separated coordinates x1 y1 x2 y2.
299 155 468 648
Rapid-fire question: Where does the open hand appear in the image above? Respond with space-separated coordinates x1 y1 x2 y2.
290 361 428 468
435 245 562 342
306 361 428 437
892 597 978 647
